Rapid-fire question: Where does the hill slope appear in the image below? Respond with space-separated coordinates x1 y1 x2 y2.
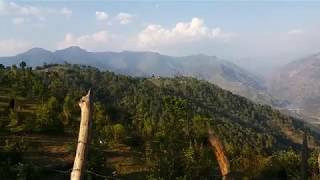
0 47 280 106
270 53 320 121
0 64 319 179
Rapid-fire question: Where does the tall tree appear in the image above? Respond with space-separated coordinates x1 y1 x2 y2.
19 61 27 69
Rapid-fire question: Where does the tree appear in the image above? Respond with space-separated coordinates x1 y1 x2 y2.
62 95 73 126
11 64 17 70
35 96 63 132
7 110 25 133
19 61 27 69
112 123 125 142
93 102 107 130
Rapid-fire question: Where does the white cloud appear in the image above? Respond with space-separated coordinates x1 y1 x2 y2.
287 29 305 35
12 17 25 25
0 1 72 24
0 39 32 56
96 11 108 21
0 1 43 19
116 12 134 25
137 17 234 48
57 31 112 50
56 17 235 54
60 7 72 17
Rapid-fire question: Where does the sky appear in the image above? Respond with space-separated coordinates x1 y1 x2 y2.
1 0 320 74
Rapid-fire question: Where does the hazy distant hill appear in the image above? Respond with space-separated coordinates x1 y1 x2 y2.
0 46 280 105
270 53 320 120
0 48 63 67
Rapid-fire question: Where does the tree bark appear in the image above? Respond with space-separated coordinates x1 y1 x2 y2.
71 90 93 180
318 153 320 175
208 127 233 180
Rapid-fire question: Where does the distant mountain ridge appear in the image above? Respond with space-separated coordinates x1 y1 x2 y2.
0 46 279 105
270 52 320 120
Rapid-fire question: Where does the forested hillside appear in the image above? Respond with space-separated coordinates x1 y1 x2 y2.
0 63 319 179
0 47 279 107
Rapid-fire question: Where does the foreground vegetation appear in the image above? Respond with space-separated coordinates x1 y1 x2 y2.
0 62 320 179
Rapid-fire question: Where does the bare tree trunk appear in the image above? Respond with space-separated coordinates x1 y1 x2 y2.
318 153 320 175
208 127 233 180
71 90 93 180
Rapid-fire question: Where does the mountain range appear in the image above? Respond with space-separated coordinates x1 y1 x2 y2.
0 46 279 106
269 53 320 121
2 46 320 123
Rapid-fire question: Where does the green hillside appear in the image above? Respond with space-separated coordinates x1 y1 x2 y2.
0 63 319 179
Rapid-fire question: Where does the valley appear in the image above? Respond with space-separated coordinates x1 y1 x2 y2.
1 1 320 179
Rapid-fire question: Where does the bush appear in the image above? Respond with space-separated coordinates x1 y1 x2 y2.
112 123 125 142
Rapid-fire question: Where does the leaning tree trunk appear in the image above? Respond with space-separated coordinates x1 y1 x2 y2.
71 90 93 180
208 127 233 180
318 153 320 176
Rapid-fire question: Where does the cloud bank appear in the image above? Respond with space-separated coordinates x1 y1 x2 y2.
57 31 115 51
137 18 234 48
0 1 72 25
55 17 234 54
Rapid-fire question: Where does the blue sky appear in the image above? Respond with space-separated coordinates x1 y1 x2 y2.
1 0 320 72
